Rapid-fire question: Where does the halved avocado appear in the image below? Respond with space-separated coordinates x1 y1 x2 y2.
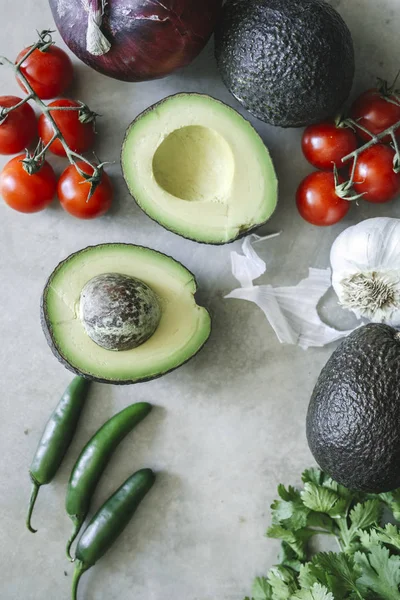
121 93 278 244
41 244 211 384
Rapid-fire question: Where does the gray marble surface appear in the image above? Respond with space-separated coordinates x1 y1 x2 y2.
1 1 399 598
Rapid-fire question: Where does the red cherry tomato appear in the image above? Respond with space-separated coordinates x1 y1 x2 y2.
58 162 113 219
350 88 400 142
0 155 57 213
302 122 358 170
16 44 73 100
353 144 400 203
296 171 350 226
38 99 96 157
0 96 37 154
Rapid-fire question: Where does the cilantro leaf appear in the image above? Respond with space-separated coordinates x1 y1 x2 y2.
301 483 339 514
302 469 323 486
326 497 350 519
252 576 273 600
320 477 349 497
278 484 302 502
272 499 295 522
272 497 310 532
313 552 361 598
358 528 381 550
349 500 381 532
267 566 299 600
291 583 334 600
267 525 314 561
267 524 297 543
246 472 400 600
355 543 400 600
380 489 400 522
298 553 361 600
375 523 400 552
298 564 316 590
306 512 334 532
280 542 303 572
334 500 381 554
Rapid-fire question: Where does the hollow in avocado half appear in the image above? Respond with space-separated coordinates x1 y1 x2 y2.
121 93 278 244
41 244 211 384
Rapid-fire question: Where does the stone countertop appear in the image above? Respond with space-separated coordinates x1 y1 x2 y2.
1 1 399 598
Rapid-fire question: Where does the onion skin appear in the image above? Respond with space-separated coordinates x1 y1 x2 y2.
49 0 222 82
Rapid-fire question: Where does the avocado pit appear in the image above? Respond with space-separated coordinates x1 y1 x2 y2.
79 273 161 351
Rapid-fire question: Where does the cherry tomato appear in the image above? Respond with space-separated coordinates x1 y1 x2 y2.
16 44 73 100
296 171 350 226
353 144 400 203
58 162 113 219
301 122 357 171
38 99 96 157
0 155 57 213
350 88 400 142
0 96 37 154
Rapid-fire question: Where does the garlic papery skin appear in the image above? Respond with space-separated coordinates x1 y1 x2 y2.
330 217 400 325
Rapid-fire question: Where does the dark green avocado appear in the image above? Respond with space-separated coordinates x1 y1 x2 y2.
307 324 400 493
215 0 355 128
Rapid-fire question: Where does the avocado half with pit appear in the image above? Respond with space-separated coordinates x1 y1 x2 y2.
41 244 211 384
121 93 278 244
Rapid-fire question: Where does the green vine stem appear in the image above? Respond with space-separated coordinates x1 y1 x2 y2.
336 110 400 200
342 118 400 164
0 30 104 188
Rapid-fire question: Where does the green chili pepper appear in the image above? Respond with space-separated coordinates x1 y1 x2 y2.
71 468 155 600
65 402 152 560
27 376 91 533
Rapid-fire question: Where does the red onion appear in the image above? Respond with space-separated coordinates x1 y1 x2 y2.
49 0 222 82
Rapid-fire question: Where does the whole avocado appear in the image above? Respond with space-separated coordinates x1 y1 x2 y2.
215 0 355 128
307 324 400 493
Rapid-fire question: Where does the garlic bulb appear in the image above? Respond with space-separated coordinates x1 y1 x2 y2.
330 217 400 325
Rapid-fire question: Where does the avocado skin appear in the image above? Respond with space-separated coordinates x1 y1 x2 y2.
215 0 355 128
40 243 211 385
307 324 400 493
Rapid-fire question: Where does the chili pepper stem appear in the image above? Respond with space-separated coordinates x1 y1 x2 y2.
71 560 89 600
66 516 83 561
26 480 40 533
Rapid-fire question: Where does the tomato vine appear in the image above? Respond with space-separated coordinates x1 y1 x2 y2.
0 30 106 198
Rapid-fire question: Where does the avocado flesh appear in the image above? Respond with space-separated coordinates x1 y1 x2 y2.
307 324 400 493
215 0 354 128
121 93 278 244
41 244 211 384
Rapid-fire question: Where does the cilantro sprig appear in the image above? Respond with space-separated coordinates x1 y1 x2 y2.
246 468 400 600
